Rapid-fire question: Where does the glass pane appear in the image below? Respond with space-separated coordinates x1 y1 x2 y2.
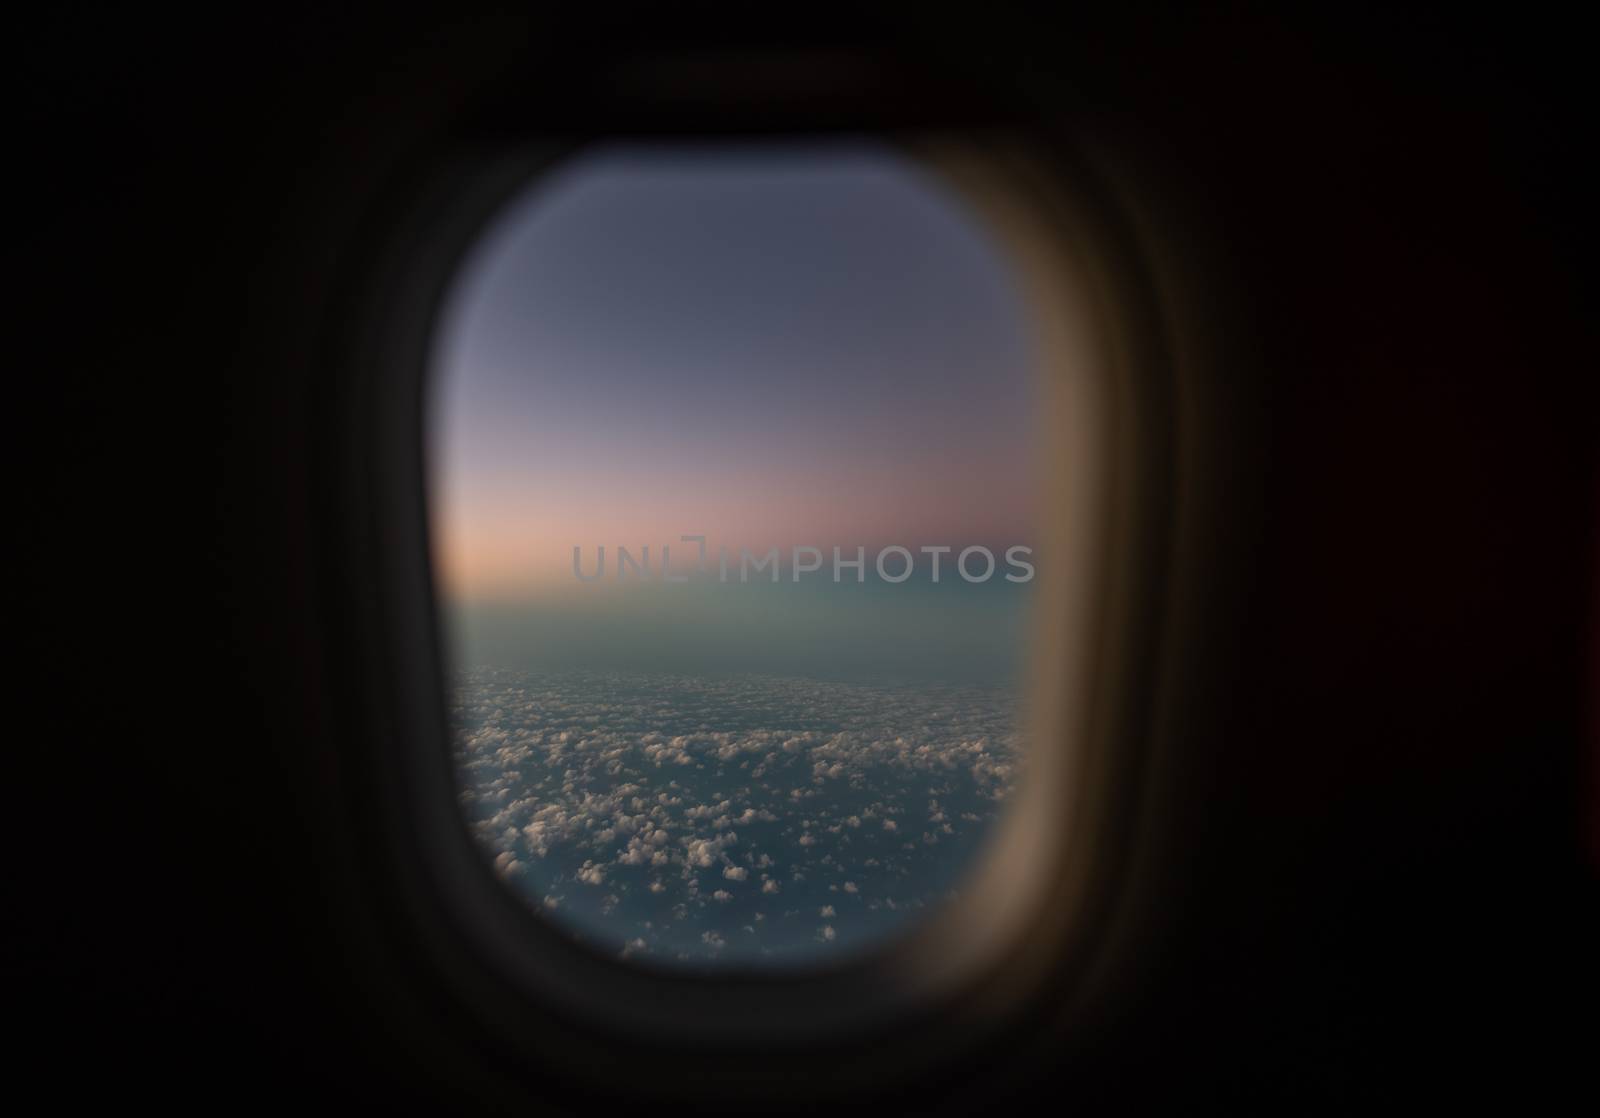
430 141 1040 968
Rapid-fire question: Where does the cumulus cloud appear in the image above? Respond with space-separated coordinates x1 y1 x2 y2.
683 834 737 868
451 667 1019 964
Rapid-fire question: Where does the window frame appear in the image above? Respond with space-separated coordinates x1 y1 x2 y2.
325 111 1176 1097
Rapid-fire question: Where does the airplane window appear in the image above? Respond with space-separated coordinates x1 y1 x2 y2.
429 140 1053 969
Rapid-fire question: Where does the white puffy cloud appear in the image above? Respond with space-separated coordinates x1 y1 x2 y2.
451 667 1021 963
683 832 737 868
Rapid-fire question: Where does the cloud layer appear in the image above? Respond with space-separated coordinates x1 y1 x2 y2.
453 667 1022 966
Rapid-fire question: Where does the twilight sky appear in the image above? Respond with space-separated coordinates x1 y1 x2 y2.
429 140 1043 683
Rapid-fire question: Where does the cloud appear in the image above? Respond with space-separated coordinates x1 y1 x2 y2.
451 666 1020 963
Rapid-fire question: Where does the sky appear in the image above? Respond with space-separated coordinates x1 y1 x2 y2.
429 139 1042 685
